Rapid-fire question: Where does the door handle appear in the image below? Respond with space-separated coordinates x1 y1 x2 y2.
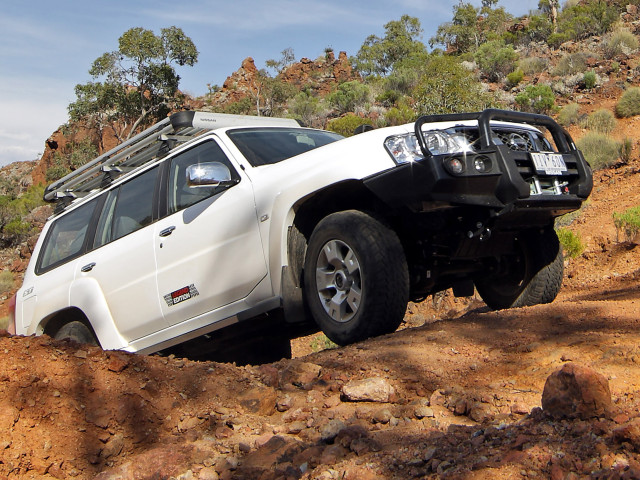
81 262 96 272
159 226 176 237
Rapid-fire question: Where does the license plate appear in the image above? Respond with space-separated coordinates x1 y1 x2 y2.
530 153 567 175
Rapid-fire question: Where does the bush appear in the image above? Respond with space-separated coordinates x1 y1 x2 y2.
583 70 597 90
384 103 416 126
553 52 598 76
557 103 580 126
0 271 13 295
584 108 616 134
620 137 633 164
556 228 584 259
506 69 524 87
603 28 639 59
515 84 555 114
474 40 518 82
576 132 620 170
326 114 373 137
613 206 640 242
615 87 640 117
518 57 549 75
327 81 370 115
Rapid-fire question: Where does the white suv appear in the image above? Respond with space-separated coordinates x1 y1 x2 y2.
9 110 592 358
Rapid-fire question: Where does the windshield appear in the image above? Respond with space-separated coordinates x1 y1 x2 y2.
227 128 343 167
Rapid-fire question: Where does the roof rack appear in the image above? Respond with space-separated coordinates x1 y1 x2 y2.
43 111 300 207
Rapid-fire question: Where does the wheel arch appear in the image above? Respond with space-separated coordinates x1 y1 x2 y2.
279 180 397 324
42 308 97 342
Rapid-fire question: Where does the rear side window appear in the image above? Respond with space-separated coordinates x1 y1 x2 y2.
37 199 99 273
94 166 159 247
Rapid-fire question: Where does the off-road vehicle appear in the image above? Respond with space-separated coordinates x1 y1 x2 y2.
9 109 592 359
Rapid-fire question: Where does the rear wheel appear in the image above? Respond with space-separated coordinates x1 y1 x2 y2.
475 228 563 310
54 321 99 346
303 210 409 346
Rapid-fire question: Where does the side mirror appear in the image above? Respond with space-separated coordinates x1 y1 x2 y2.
186 162 236 188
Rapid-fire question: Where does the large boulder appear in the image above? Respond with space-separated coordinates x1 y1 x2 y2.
541 362 611 419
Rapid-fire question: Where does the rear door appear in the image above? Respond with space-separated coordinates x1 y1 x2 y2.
153 138 268 326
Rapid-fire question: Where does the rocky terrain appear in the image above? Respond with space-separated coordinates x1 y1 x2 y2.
0 158 638 479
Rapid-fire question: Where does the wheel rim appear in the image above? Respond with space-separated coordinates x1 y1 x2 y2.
315 239 362 323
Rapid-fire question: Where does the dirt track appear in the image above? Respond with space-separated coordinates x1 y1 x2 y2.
0 166 640 479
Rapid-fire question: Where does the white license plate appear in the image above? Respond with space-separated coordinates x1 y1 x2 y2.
530 152 567 175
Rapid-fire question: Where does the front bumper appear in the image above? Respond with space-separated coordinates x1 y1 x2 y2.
364 109 593 219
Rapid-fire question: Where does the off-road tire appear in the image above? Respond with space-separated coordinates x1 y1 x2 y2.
303 210 409 346
54 321 99 346
475 227 563 310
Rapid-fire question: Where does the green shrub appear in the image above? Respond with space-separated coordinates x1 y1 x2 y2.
585 108 616 134
506 69 524 87
384 104 416 126
603 28 639 59
556 228 585 259
557 103 580 126
45 165 71 182
611 61 620 73
576 132 620 170
327 81 370 115
0 271 13 295
583 70 597 90
613 206 640 242
548 32 571 49
326 114 373 137
515 84 555 114
615 87 640 117
474 40 519 82
224 97 254 115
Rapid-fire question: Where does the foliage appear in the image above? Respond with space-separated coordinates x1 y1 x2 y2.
326 115 373 137
265 47 296 74
353 15 426 77
515 85 556 114
557 103 580 126
519 57 549 76
620 137 633 164
552 52 597 76
0 271 13 295
556 228 584 259
384 101 416 126
615 87 640 118
474 40 518 82
289 91 324 127
575 132 620 170
430 2 513 54
583 71 597 90
327 81 370 114
250 72 298 117
69 27 198 142
584 108 616 134
603 28 639 59
309 333 338 352
412 55 498 115
224 97 254 115
506 69 524 87
0 185 45 248
46 163 71 182
555 0 619 42
613 206 640 242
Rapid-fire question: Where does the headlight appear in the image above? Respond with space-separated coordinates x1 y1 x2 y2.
385 130 474 164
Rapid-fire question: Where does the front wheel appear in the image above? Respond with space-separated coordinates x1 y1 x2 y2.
474 228 563 310
303 210 409 346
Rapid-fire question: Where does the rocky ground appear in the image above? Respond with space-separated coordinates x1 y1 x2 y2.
1 154 640 480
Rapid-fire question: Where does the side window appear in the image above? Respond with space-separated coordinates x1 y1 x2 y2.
168 140 240 214
94 166 159 246
37 198 98 273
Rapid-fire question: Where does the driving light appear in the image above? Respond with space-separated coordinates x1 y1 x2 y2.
444 157 465 175
473 155 492 173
